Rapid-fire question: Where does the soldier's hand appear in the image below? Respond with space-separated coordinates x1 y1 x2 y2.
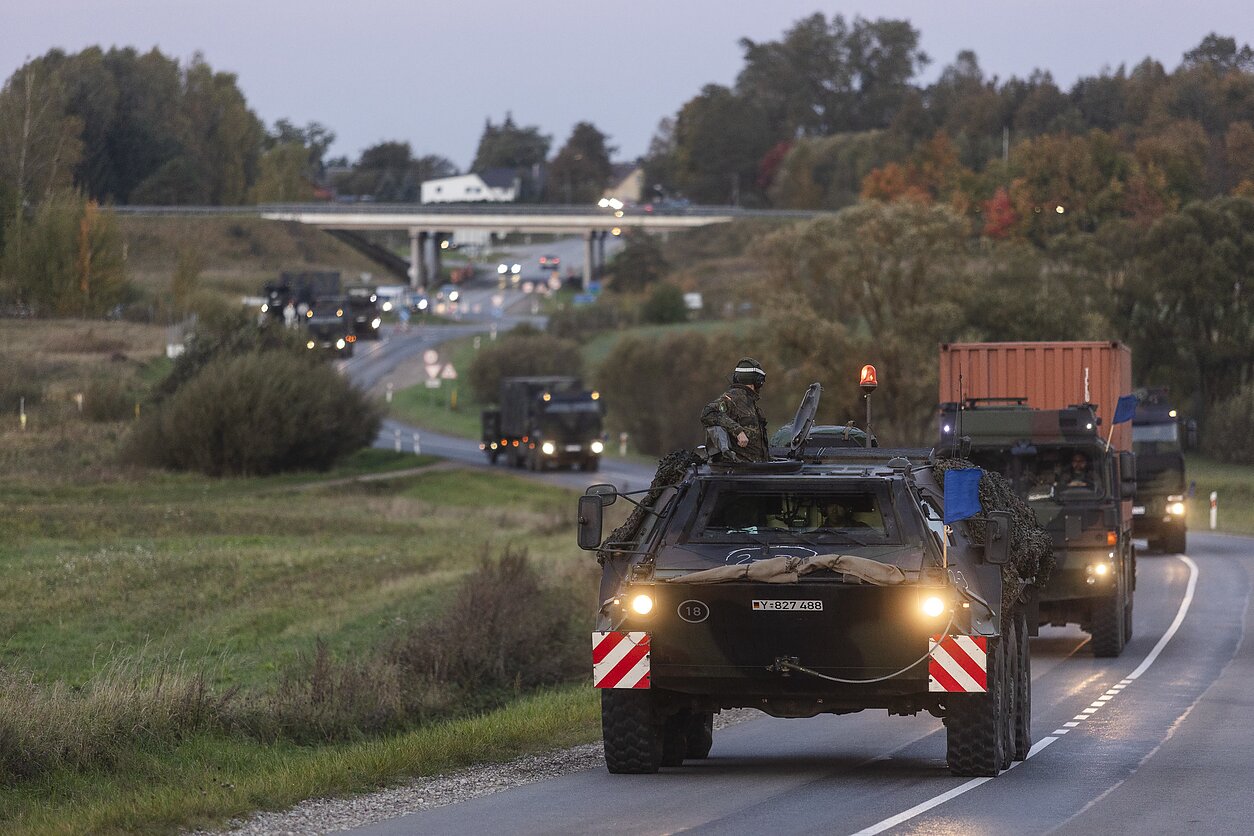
737 431 749 448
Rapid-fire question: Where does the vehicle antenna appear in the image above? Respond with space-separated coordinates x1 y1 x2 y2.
954 371 965 459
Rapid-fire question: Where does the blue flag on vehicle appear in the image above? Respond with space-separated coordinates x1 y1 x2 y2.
1113 394 1138 425
944 468 983 524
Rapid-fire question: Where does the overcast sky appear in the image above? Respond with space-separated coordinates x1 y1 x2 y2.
3 1 1250 169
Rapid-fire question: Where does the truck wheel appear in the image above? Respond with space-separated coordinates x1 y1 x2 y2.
684 711 714 760
1013 610 1032 761
1090 574 1126 658
945 637 1007 777
998 630 1014 770
1165 528 1187 555
601 690 663 774
486 449 499 465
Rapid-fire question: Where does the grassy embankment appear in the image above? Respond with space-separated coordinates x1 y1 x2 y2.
0 319 611 833
1185 455 1254 537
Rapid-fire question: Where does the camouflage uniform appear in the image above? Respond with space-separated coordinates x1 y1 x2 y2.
701 383 770 462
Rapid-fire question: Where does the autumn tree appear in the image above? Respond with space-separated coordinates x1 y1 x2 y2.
546 121 615 203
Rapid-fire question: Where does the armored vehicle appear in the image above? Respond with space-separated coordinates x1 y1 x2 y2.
481 377 604 471
303 298 354 357
1132 388 1191 553
579 384 1044 777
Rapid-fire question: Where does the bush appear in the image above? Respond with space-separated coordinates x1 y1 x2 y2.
126 351 381 476
82 375 135 422
0 353 45 413
1203 384 1254 464
546 299 632 342
639 282 689 324
467 331 583 403
152 310 306 402
604 231 667 293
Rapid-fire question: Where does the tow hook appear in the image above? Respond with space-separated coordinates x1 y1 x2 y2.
768 656 800 675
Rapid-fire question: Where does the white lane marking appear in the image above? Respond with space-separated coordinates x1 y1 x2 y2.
1063 721 1080 728
849 555 1199 836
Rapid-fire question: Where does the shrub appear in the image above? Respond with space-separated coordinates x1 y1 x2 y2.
126 351 381 476
152 310 306 402
604 231 667 292
597 331 739 455
546 299 632 342
1203 384 1254 464
467 332 583 403
82 374 135 422
639 282 689 324
0 353 45 413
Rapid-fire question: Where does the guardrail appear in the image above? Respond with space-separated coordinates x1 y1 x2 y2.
111 203 824 220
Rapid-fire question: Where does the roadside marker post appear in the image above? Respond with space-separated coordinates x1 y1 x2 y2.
413 433 421 455
619 432 629 457
386 382 393 403
393 429 402 453
1210 492 1218 530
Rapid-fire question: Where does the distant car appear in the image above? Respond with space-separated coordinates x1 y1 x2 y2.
539 254 561 267
436 284 460 303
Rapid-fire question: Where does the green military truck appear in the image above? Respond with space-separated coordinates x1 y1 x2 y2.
481 376 604 471
1132 388 1192 554
939 342 1137 657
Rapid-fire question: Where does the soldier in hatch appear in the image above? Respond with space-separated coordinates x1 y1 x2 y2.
701 358 770 462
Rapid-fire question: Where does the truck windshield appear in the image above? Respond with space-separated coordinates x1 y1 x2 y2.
971 446 1107 503
685 481 897 544
1133 424 1178 444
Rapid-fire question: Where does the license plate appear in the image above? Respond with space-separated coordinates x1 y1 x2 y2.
752 600 823 612
1132 505 1145 515
565 444 582 452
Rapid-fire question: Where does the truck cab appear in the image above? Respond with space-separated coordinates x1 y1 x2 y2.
303 298 354 357
939 401 1136 656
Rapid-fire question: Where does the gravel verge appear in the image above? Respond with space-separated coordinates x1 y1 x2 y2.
209 707 761 835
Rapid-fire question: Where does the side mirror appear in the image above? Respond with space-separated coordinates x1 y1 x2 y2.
587 483 618 506
577 495 605 550
984 510 1011 565
1119 451 1137 500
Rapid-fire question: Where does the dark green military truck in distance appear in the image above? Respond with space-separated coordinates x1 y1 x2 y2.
481 376 604 471
1132 388 1192 554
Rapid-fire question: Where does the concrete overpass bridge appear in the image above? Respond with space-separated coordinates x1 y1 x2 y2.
115 203 820 289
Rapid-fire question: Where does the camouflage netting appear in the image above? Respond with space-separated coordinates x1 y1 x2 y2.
933 458 1055 623
598 449 702 564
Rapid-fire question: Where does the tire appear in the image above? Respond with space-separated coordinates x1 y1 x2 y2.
998 630 1014 770
946 637 1007 777
684 711 714 760
1090 572 1127 658
661 711 688 766
1013 610 1032 761
602 690 663 774
1165 528 1187 555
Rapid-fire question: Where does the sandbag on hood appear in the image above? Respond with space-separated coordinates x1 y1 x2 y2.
666 554 907 585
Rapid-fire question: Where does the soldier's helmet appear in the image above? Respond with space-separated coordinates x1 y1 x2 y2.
731 357 766 387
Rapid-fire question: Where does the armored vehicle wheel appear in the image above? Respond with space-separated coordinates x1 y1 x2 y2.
661 712 688 766
1012 610 1032 761
1090 573 1126 658
685 711 714 760
998 631 1014 770
602 690 663 774
945 637 1007 777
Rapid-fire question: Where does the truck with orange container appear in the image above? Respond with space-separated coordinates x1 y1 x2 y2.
937 342 1137 656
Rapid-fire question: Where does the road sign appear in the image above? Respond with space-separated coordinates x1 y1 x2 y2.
424 379 441 389
423 349 439 365
440 364 458 380
425 363 442 380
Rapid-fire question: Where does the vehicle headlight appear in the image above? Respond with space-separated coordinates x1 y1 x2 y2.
336 338 346 350
590 440 604 454
630 593 654 615
417 299 428 310
306 340 315 349
382 301 393 311
920 595 946 618
498 263 508 274
371 317 381 329
1168 501 1186 516
541 441 556 455
449 291 459 302
261 303 269 313
1086 562 1112 579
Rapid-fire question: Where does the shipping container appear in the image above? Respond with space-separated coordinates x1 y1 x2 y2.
938 341 1133 451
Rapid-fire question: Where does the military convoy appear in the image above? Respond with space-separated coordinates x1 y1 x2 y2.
938 342 1137 657
579 383 1048 777
259 271 381 357
482 377 605 471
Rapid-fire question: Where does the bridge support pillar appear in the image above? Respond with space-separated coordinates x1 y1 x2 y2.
410 230 429 290
583 231 594 292
432 231 446 284
596 230 607 278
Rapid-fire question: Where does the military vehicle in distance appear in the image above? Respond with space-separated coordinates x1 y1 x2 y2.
579 384 1036 777
481 377 604 471
939 342 1137 657
344 285 383 341
303 298 354 357
1132 388 1191 554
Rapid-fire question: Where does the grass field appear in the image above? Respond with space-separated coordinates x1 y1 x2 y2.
1185 455 1254 537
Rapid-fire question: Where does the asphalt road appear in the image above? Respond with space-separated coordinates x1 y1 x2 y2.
336 267 1254 835
339 535 1252 835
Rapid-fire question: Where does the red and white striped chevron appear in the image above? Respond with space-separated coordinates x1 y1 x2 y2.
592 631 651 689
928 635 988 692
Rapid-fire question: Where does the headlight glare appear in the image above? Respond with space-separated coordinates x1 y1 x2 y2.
921 595 946 618
590 440 604 454
541 441 556 455
630 593 654 615
1168 502 1186 516
336 338 346 350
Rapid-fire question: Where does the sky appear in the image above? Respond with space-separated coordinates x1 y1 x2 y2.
3 1 1251 170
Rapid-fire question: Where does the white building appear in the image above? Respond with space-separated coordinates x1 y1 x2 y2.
421 168 520 203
